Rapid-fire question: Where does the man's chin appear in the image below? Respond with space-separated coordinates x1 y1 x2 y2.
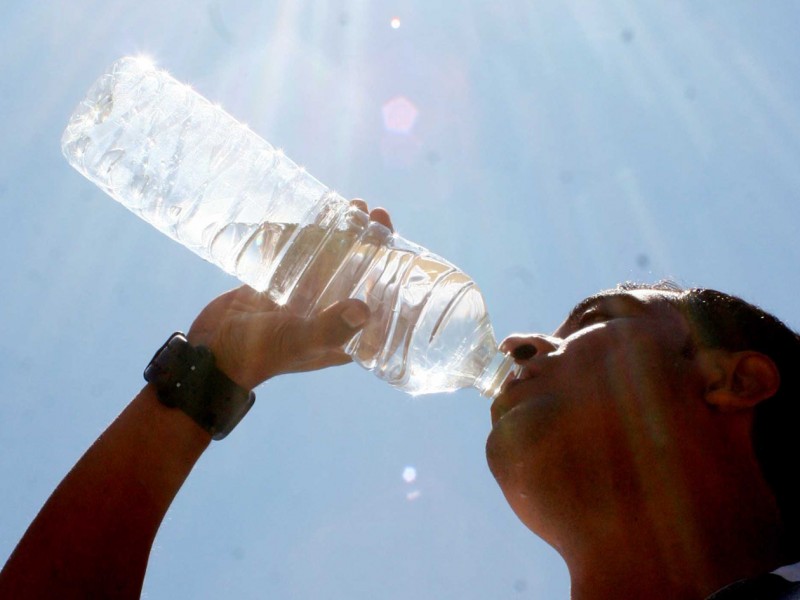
484 428 544 533
485 415 530 486
485 394 562 483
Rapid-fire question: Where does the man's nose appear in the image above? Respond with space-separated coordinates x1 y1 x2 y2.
500 334 561 363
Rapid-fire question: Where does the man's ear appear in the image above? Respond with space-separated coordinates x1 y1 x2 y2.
702 350 781 411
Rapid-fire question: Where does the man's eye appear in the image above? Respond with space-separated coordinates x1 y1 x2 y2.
577 311 609 328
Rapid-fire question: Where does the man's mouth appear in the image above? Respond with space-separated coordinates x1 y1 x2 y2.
502 363 539 392
491 368 539 424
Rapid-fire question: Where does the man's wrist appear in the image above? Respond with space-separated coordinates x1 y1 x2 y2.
144 333 256 440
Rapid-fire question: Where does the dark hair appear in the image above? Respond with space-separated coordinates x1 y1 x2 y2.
617 281 800 559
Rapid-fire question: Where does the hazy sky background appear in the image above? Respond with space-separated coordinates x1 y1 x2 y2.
1 1 799 598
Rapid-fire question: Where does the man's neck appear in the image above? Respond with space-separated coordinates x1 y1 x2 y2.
558 478 786 600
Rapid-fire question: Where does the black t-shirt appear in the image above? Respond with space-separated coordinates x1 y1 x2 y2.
707 573 800 600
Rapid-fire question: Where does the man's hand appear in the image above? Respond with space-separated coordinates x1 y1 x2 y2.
187 200 394 390
187 288 370 390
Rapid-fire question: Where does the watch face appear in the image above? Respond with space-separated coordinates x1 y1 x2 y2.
144 334 194 406
144 333 254 440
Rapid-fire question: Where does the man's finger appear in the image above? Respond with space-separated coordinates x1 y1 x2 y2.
369 207 394 232
299 299 370 352
350 198 369 213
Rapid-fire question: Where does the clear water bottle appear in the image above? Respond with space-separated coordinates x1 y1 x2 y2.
61 56 518 397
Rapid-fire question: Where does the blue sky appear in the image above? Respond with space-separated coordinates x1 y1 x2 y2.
1 2 799 598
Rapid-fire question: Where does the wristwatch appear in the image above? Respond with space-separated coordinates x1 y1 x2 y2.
144 332 255 440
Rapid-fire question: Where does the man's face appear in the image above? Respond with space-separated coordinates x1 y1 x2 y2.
485 289 709 539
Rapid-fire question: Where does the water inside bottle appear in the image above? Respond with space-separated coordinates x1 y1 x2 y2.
61 56 517 398
204 217 509 395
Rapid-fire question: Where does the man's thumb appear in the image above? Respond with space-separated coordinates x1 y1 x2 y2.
339 300 370 329
314 299 370 347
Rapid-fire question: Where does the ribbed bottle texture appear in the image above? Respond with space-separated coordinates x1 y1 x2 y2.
61 57 517 397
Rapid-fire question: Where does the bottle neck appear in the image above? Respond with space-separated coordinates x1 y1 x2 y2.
474 351 519 399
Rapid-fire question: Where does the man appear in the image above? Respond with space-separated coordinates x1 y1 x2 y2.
490 282 800 599
0 205 798 598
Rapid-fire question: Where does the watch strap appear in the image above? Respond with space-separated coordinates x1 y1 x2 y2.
144 333 255 440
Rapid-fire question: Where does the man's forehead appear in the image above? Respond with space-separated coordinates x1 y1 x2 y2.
599 288 681 304
564 288 684 324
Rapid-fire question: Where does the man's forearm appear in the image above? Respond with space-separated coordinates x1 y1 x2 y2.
0 277 373 599
0 385 211 599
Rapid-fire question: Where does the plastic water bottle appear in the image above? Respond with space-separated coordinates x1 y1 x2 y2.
61 56 518 397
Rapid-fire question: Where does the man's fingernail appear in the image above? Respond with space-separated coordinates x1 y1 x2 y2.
341 304 368 328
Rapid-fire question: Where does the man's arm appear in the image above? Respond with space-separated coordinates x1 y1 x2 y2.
0 384 211 598
0 202 390 598
0 289 371 599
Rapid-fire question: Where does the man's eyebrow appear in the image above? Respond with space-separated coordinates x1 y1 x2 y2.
565 292 647 325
